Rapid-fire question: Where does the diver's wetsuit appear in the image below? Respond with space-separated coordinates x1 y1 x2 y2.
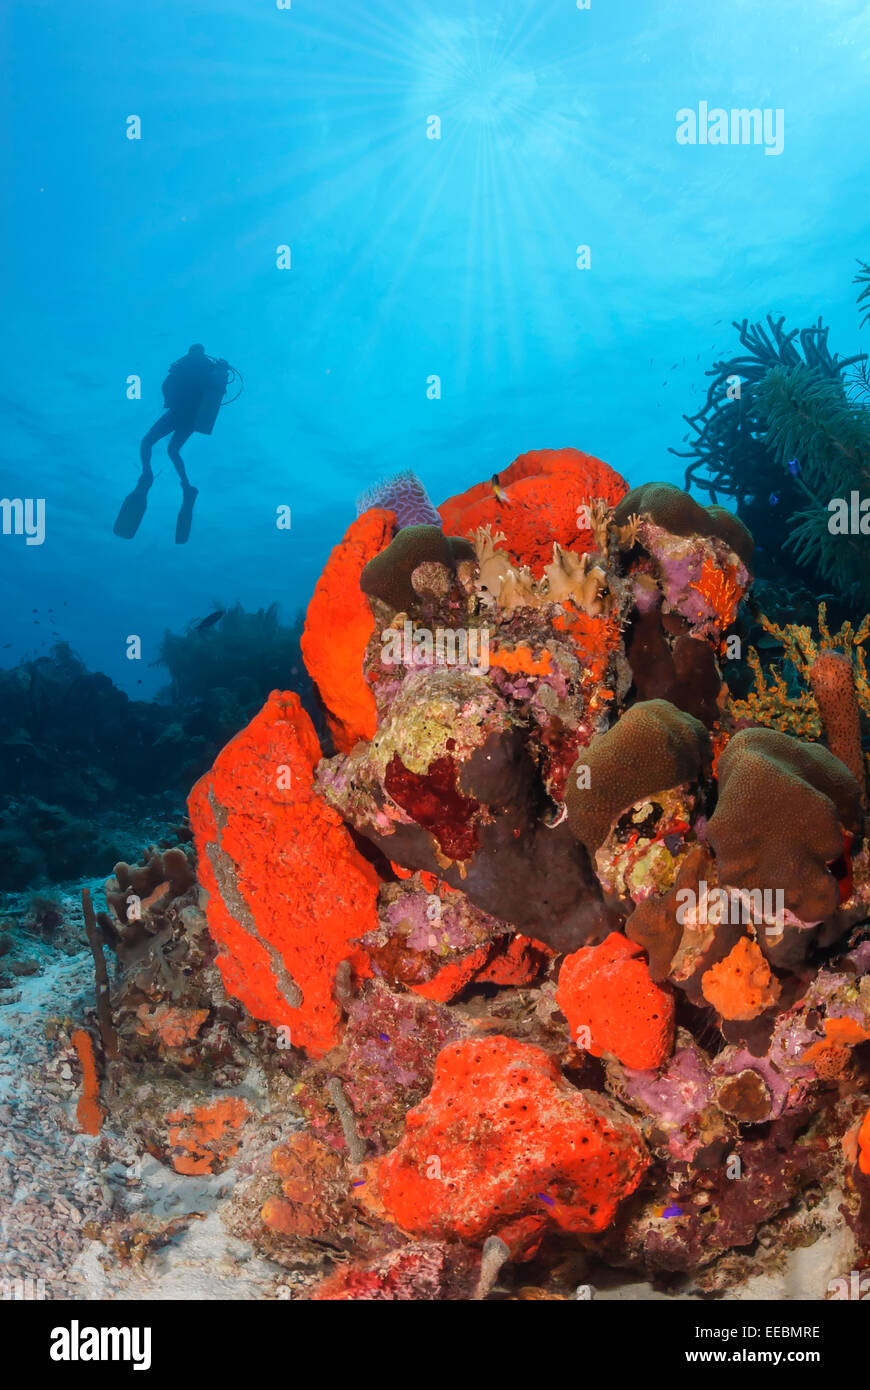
139 352 213 492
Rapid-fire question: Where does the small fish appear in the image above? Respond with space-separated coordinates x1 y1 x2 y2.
769 492 779 506
786 458 801 477
491 473 511 506
653 1203 683 1219
378 1032 390 1042
537 1193 555 1206
194 609 224 631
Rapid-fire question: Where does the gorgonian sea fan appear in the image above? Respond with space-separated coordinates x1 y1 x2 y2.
356 470 442 530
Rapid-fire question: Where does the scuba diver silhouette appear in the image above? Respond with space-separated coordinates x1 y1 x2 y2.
114 344 241 544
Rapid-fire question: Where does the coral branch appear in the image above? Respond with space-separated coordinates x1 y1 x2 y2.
474 1236 510 1300
326 1076 367 1165
81 887 118 1061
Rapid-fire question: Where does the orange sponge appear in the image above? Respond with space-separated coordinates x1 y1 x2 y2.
374 1036 648 1247
556 932 675 1071
166 1097 250 1175
438 448 627 577
71 1028 103 1136
700 937 780 1021
301 508 395 751
189 690 378 1056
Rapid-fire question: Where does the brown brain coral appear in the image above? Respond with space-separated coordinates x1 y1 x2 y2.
565 699 711 855
613 481 754 567
360 525 475 613
705 726 863 927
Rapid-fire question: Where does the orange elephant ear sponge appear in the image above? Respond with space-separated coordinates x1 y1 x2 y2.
556 932 675 1071
374 1036 649 1246
188 690 379 1057
301 508 396 752
438 447 628 576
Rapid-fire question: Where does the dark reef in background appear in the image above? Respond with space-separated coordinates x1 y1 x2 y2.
674 264 870 609
0 604 315 889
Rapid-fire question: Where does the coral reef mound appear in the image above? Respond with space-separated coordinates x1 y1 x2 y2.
72 447 870 1303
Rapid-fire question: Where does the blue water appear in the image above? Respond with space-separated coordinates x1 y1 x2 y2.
2 0 869 694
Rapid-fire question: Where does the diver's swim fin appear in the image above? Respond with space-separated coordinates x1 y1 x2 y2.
175 486 198 545
113 476 151 539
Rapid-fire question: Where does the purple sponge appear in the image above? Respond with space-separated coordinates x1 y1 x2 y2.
356 470 442 530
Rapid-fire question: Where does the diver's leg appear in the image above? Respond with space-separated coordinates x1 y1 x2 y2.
168 429 196 493
140 414 175 482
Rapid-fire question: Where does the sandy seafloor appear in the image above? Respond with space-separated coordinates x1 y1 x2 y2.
0 874 858 1303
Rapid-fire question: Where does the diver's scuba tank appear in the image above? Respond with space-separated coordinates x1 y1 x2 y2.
193 358 232 435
